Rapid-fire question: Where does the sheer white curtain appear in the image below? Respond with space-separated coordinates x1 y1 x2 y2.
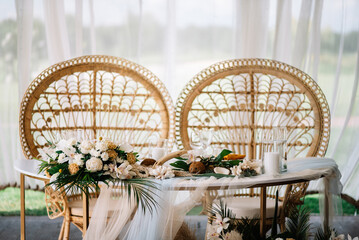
1 0 359 201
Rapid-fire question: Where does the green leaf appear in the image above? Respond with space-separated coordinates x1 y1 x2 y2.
219 160 241 168
170 160 189 171
285 207 311 240
47 163 67 175
214 149 232 162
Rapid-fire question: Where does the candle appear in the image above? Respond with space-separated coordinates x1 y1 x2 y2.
264 152 280 175
152 147 166 160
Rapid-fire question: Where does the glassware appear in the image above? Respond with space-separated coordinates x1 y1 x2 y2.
150 138 168 160
189 131 204 156
260 127 288 174
199 130 212 150
189 131 201 149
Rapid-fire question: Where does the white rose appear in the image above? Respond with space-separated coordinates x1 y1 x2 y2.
80 147 89 154
74 154 84 166
96 141 108 152
119 143 133 152
81 140 93 149
86 157 103 172
90 148 100 157
80 140 93 154
101 152 109 161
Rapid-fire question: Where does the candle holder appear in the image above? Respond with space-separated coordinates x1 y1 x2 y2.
150 138 169 160
259 127 288 174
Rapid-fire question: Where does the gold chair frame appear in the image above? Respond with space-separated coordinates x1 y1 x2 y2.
19 55 175 239
174 58 330 229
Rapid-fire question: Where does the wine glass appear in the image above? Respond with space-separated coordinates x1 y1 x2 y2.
189 131 203 156
199 130 212 151
189 131 201 149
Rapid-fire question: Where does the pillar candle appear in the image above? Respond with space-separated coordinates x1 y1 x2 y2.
264 152 280 175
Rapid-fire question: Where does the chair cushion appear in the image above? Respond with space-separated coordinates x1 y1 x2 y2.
68 198 120 217
218 197 283 219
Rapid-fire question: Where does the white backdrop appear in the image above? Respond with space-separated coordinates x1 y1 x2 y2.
0 0 358 201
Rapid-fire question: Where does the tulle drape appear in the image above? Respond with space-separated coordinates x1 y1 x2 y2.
84 158 341 239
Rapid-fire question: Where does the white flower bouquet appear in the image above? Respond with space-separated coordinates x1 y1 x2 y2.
38 137 173 210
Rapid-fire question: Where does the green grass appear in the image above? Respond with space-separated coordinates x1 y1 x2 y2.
302 194 357 215
0 188 357 216
0 187 47 216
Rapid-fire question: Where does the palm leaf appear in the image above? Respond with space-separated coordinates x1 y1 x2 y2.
207 199 236 220
313 225 333 240
235 216 261 240
285 207 311 240
116 178 160 214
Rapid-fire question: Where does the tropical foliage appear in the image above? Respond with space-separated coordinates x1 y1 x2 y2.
37 138 175 213
170 149 261 177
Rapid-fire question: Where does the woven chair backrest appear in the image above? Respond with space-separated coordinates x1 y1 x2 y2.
19 55 175 159
176 59 330 159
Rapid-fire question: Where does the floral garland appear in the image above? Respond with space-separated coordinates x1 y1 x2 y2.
170 150 261 177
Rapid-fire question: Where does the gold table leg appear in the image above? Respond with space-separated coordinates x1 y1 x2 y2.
260 186 266 238
20 173 26 240
82 192 89 237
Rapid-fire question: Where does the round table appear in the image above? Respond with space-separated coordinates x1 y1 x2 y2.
166 158 339 238
83 157 341 239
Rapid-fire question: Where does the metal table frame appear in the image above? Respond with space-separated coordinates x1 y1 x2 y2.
81 168 334 238
14 160 335 239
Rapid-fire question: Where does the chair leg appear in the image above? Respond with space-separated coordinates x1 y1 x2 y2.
279 217 286 232
279 207 286 232
58 218 65 240
63 211 71 240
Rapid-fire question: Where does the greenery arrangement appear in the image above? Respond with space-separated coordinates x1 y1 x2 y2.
37 138 176 213
206 194 359 240
170 149 261 177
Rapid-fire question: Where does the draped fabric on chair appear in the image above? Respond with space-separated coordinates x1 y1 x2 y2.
1 0 359 203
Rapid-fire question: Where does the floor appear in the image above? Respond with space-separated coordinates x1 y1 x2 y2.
0 215 358 240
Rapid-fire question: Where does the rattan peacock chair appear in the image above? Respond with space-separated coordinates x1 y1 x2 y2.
19 55 175 239
175 58 330 229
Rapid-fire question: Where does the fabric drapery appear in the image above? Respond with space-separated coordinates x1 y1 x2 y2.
84 158 341 239
0 0 358 201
